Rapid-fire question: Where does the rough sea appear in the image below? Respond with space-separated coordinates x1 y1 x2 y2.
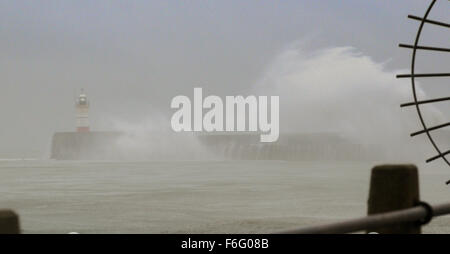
0 159 449 233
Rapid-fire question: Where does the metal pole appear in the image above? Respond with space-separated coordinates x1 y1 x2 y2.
276 202 450 234
276 206 426 234
275 164 450 234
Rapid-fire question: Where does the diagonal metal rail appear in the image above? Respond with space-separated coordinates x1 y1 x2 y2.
408 15 450 28
401 97 450 107
275 203 450 234
410 122 450 137
427 149 450 163
397 73 450 78
399 44 450 53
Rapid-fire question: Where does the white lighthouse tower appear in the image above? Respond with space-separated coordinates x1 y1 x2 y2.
76 90 90 132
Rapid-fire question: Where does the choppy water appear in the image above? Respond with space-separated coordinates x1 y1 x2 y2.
0 159 449 234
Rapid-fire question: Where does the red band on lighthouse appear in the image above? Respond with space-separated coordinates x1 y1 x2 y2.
76 127 90 132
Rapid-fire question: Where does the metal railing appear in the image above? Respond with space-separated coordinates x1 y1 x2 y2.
276 164 450 234
276 203 450 234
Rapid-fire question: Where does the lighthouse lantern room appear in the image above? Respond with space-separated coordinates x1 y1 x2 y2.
76 90 90 132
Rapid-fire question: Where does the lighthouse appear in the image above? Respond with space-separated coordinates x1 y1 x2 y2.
76 90 90 132
51 90 124 160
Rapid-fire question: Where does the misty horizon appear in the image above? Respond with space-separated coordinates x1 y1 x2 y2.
0 0 448 162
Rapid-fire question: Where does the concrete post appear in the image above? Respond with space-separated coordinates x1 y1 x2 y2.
0 210 20 234
367 164 420 234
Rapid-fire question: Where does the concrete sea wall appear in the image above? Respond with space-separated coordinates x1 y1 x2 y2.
51 131 385 161
51 132 123 160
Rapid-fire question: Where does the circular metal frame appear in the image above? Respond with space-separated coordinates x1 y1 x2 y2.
409 0 450 167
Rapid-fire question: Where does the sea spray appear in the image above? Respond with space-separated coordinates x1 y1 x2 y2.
109 115 218 160
253 45 445 162
102 45 445 162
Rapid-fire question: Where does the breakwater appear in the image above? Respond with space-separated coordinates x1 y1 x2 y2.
51 132 123 160
51 131 384 161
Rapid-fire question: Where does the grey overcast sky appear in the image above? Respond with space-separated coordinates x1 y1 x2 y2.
0 0 448 157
